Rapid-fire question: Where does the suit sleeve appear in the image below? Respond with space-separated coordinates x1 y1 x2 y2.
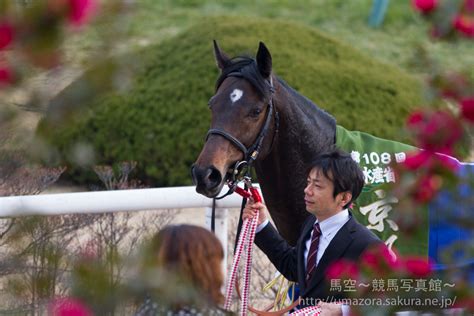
349 223 384 259
254 223 299 282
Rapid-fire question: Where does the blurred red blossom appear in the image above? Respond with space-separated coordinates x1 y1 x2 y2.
414 0 474 39
406 109 463 156
0 66 13 85
453 14 474 38
465 0 474 12
49 298 93 316
361 243 400 275
460 97 474 122
413 173 443 203
68 0 98 27
0 22 14 50
327 259 359 280
411 0 438 14
403 256 433 278
403 150 431 170
404 151 459 172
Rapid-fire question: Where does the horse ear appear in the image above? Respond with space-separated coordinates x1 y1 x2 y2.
256 42 272 78
213 40 230 70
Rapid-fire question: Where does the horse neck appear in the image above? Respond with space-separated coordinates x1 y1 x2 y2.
254 77 336 244
260 77 336 175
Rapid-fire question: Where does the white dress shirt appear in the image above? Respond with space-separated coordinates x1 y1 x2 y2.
303 209 350 269
256 209 350 264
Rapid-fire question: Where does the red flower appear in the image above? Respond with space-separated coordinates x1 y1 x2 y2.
49 298 92 316
403 256 433 278
406 110 463 155
0 22 14 50
434 153 460 171
412 0 438 14
453 15 474 38
378 245 399 269
327 259 359 280
68 0 98 27
361 249 379 271
460 97 474 122
361 243 400 273
404 151 431 170
413 174 442 203
405 151 459 172
464 0 474 13
406 110 424 127
0 66 13 86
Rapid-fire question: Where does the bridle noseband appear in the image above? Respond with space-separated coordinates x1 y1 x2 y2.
205 71 279 187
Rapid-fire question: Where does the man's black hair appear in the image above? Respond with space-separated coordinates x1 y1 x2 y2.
306 148 365 209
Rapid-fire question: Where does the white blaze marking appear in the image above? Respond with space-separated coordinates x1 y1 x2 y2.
230 89 243 103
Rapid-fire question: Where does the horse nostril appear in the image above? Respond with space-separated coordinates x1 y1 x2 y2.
207 166 222 189
191 165 222 192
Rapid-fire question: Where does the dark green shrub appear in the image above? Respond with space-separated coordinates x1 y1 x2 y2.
37 16 422 187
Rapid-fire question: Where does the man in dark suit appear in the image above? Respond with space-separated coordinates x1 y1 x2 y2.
243 148 382 315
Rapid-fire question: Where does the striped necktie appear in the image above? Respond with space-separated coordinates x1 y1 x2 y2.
306 222 321 282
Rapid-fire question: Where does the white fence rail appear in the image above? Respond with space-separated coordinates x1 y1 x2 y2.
0 186 254 217
0 185 261 276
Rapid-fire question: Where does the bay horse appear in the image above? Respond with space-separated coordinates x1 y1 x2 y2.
192 41 336 245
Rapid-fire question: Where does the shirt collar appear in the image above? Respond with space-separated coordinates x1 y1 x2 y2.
315 209 350 240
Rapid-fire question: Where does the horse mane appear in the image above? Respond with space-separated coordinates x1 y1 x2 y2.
216 56 272 100
277 77 337 136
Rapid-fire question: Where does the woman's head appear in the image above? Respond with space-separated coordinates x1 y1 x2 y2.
150 224 224 306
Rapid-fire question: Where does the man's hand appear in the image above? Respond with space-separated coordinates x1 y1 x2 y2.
242 199 268 226
319 302 342 316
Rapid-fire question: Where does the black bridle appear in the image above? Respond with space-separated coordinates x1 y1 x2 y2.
205 71 279 236
205 71 279 193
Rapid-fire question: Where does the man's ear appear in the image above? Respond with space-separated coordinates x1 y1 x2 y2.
339 192 352 208
213 40 231 70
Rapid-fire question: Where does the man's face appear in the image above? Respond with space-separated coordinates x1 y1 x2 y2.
304 168 348 221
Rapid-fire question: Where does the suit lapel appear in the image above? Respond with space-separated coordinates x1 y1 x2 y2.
302 216 356 297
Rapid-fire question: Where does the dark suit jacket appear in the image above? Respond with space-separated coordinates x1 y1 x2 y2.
255 212 382 305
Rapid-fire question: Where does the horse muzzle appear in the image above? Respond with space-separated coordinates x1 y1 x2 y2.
191 164 224 197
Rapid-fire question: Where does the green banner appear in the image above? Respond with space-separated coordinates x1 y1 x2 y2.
336 125 428 256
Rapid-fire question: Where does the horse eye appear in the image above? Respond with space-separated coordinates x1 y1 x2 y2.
250 108 262 118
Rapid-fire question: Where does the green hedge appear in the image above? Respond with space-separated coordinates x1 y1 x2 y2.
37 16 422 187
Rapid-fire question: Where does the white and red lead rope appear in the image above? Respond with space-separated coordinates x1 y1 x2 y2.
224 214 259 315
223 212 322 315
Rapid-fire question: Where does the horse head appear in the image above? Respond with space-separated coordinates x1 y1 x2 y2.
191 41 276 197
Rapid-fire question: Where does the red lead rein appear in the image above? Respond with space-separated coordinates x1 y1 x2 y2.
224 179 260 315
233 177 262 203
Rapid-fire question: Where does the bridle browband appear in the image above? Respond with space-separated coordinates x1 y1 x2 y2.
205 71 279 187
